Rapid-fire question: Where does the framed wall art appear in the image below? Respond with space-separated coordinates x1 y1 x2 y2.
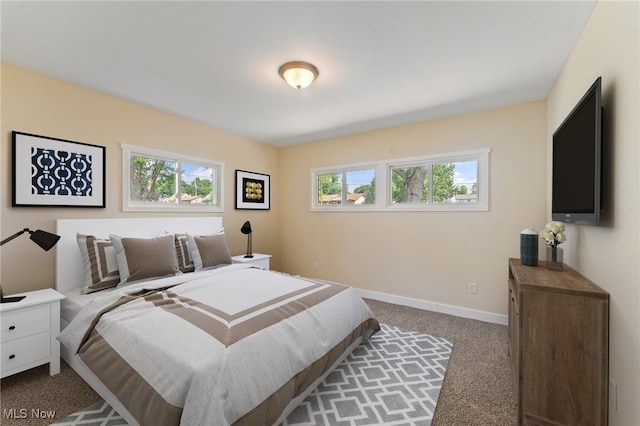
235 170 270 210
12 131 106 208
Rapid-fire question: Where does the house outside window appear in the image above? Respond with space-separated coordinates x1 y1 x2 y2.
122 144 224 212
311 148 489 212
313 166 377 209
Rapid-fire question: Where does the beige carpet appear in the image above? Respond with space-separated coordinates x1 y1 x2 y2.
0 299 517 425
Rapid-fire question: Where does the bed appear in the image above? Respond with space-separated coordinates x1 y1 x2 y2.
55 217 379 426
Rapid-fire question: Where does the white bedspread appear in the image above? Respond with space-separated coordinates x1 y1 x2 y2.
58 264 379 425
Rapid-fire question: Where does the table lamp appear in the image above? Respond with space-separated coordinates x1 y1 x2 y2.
240 221 253 258
0 228 60 303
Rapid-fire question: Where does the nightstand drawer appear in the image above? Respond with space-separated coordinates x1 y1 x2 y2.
247 257 270 269
1 332 51 374
1 305 51 343
231 253 271 270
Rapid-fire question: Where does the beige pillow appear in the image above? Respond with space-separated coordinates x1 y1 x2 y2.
110 234 180 284
186 230 232 271
76 233 120 293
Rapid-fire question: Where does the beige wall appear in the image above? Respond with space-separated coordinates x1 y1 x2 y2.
546 1 639 424
279 101 547 317
0 63 281 294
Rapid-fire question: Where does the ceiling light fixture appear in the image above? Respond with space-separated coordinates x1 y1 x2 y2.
279 61 319 90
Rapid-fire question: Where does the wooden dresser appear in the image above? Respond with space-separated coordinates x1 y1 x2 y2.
508 258 609 426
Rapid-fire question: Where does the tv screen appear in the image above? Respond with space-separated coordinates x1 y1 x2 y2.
551 77 603 226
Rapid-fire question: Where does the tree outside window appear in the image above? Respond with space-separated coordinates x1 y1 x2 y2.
316 169 375 205
123 144 223 212
311 148 488 211
391 161 477 204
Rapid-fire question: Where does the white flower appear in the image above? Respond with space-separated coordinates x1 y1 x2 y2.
540 222 567 248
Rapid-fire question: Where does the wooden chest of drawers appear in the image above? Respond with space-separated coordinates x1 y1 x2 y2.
508 258 609 426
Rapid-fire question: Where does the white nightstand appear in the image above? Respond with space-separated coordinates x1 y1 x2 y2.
0 288 65 378
231 253 271 270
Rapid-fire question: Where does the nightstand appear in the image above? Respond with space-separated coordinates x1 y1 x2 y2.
0 288 65 378
231 253 271 270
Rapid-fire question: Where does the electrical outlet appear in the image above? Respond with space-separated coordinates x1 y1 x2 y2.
314 262 320 271
609 378 617 410
468 283 477 294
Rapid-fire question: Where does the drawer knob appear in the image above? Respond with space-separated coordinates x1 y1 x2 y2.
8 354 15 360
8 325 15 331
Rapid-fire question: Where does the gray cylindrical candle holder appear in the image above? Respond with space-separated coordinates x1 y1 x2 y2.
520 228 538 266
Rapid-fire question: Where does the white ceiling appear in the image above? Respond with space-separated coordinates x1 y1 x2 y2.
1 1 596 147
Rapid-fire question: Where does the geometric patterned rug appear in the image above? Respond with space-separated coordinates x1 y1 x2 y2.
51 324 452 426
49 400 127 426
283 324 453 426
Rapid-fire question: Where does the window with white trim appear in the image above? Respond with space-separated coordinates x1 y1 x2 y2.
313 166 377 208
311 148 489 212
122 144 224 212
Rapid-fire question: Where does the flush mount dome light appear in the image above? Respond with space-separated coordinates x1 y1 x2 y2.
279 61 319 90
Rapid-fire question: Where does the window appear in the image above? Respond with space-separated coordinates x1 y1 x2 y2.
390 159 480 206
122 144 224 212
312 165 377 209
311 148 489 212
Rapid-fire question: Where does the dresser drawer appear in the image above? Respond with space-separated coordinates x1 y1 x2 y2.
1 332 51 374
1 305 51 343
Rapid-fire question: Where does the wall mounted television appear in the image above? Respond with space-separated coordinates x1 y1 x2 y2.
552 76 603 226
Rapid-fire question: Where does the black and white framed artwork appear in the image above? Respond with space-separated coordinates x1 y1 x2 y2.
12 131 106 208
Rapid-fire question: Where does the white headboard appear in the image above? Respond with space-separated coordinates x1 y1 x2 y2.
55 217 223 295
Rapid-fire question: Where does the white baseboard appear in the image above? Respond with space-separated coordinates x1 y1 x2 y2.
355 288 508 326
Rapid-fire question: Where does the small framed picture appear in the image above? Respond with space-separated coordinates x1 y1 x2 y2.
235 170 270 210
12 131 106 208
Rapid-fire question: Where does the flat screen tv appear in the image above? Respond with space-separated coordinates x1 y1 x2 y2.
552 77 603 226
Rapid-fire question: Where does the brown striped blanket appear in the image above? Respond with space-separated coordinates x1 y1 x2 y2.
58 264 379 425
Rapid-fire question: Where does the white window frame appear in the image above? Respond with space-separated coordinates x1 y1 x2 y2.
122 144 224 212
310 148 490 212
310 162 381 211
387 148 489 211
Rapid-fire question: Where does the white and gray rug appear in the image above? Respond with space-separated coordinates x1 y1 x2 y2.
51 324 452 426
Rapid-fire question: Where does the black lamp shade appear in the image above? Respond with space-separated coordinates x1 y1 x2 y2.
29 229 60 251
241 221 252 235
